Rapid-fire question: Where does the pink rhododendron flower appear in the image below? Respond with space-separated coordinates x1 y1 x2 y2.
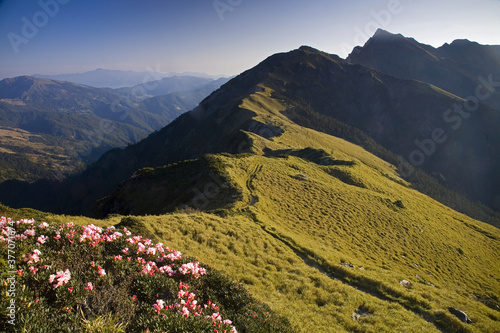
97 266 106 276
38 222 49 228
126 235 143 244
23 229 35 237
135 257 146 264
17 218 34 225
159 265 176 276
37 235 49 244
141 262 158 275
85 282 93 291
153 299 165 313
137 242 146 253
26 249 42 264
178 262 206 278
155 243 165 253
49 269 71 288
123 227 132 236
164 251 183 262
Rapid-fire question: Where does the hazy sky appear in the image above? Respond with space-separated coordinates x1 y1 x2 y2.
1 0 499 79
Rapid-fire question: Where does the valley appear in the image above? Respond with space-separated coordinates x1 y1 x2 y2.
0 75 229 182
1 29 500 332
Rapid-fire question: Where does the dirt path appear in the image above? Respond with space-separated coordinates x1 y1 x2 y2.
242 162 446 332
245 164 263 207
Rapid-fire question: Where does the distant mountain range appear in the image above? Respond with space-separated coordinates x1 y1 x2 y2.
116 76 229 98
2 30 500 333
1 31 498 227
33 68 227 89
0 75 229 181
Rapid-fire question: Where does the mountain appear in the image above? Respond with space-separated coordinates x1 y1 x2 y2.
0 76 226 182
117 76 228 98
33 69 228 89
1 40 500 332
2 73 500 332
33 68 172 89
136 77 231 117
347 29 500 110
2 45 499 224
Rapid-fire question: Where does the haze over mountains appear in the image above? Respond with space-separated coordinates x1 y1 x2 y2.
0 74 229 182
1 30 500 332
33 68 227 89
0 30 498 224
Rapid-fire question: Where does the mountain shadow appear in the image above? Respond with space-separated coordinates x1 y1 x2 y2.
1 43 499 227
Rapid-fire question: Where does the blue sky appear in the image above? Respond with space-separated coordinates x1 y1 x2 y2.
1 0 499 79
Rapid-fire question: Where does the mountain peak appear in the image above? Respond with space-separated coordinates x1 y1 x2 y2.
372 29 405 41
449 39 478 47
373 28 392 37
298 45 320 53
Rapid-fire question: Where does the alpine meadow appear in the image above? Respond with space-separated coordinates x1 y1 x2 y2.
1 1 500 332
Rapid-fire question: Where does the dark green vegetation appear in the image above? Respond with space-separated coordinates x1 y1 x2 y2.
93 155 241 217
2 40 499 226
0 217 294 332
0 76 228 182
0 32 499 332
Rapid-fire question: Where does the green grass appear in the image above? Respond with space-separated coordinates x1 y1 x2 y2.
0 216 294 333
2 88 500 332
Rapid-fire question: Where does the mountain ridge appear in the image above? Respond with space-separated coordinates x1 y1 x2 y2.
347 29 500 110
0 75 227 181
33 68 227 89
1 44 499 227
2 87 499 332
1 33 500 332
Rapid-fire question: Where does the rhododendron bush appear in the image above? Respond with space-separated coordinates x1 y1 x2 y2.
0 217 294 332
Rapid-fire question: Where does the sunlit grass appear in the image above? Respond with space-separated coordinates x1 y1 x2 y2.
2 88 500 332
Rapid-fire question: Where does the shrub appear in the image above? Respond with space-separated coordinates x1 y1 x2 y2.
0 217 294 333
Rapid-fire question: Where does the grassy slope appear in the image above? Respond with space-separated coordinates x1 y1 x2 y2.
2 88 500 332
